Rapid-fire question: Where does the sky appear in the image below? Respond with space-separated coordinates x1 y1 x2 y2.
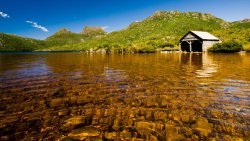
0 0 250 39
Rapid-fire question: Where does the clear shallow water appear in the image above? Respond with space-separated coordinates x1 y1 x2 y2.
0 52 249 140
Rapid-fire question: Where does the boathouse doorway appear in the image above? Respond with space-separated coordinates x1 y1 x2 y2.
181 41 190 52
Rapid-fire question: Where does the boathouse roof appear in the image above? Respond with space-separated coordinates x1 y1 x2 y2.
180 31 220 41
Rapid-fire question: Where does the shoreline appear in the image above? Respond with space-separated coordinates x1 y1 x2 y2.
0 50 249 54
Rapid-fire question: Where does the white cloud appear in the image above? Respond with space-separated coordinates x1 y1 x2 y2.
102 26 109 30
26 21 49 32
0 12 10 18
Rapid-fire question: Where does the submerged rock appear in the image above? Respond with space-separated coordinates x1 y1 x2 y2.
68 127 100 140
104 132 117 140
135 121 153 135
193 117 211 137
62 116 86 130
165 124 180 140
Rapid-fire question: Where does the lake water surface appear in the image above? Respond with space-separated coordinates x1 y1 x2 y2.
0 52 249 140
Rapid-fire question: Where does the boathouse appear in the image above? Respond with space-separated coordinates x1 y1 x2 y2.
180 31 221 52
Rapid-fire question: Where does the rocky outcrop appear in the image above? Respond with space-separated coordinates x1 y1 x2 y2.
82 26 106 36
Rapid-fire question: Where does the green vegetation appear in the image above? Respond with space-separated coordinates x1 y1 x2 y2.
212 28 250 45
243 44 250 52
45 27 106 47
230 19 250 29
0 33 48 51
46 28 86 46
0 11 249 53
0 26 106 52
212 19 250 45
211 20 250 52
208 41 243 53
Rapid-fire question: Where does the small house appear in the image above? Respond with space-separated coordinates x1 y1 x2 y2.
180 31 221 52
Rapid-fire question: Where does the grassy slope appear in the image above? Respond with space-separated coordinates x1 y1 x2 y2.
45 28 106 47
46 29 88 46
0 33 48 51
111 11 227 43
212 20 250 51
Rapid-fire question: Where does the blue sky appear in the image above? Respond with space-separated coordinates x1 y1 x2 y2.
0 0 250 39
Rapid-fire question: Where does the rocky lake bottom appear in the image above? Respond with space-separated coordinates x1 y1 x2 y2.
0 52 249 140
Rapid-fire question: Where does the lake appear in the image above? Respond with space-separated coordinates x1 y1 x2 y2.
0 52 249 140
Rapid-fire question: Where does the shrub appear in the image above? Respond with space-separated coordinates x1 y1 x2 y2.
136 46 156 53
208 41 243 53
243 44 250 52
131 42 156 53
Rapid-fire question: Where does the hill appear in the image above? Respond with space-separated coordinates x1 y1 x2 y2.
0 11 249 52
212 19 250 51
46 11 231 52
230 19 250 29
0 33 48 51
82 26 106 36
45 27 106 46
0 26 106 51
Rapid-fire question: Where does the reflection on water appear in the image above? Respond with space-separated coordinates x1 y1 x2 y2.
103 67 127 82
179 53 218 78
0 52 249 140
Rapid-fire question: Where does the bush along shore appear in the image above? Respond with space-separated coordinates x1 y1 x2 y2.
208 41 243 53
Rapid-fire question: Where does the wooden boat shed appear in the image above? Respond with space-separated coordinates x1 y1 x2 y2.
179 31 221 52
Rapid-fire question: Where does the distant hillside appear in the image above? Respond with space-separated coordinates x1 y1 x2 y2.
45 28 88 46
46 27 106 46
230 19 250 29
0 11 249 52
233 19 250 24
0 26 106 51
0 33 47 51
82 26 106 36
